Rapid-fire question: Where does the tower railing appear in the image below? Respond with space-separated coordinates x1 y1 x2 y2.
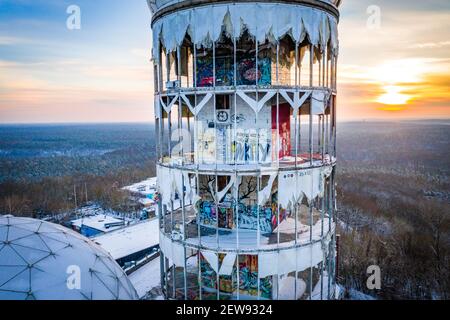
152 0 340 300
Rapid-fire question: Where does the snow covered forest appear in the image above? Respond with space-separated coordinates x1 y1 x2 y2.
336 121 450 299
0 120 448 299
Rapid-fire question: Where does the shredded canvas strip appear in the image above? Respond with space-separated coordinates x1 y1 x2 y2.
201 250 219 272
160 232 186 267
311 90 329 115
278 166 333 209
218 253 237 275
258 173 278 206
258 240 325 278
152 3 339 62
157 165 197 207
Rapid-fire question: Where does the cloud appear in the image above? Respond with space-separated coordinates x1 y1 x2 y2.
131 48 150 59
408 41 450 49
0 0 449 122
0 36 29 45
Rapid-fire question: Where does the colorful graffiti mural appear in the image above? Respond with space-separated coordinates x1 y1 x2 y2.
237 57 271 86
231 130 272 164
200 253 217 290
199 253 273 299
198 194 288 233
196 55 272 87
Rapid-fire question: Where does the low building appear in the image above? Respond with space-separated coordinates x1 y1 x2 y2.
92 218 160 267
123 177 158 219
71 214 125 237
123 177 157 199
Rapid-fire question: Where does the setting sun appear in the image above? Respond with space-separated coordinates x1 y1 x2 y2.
368 59 431 110
376 85 411 107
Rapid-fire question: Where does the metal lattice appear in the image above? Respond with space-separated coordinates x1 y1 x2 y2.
0 215 138 300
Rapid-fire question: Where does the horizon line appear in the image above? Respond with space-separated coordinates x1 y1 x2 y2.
0 118 449 126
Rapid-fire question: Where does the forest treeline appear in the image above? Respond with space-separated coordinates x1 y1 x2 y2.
0 159 156 219
335 122 450 299
0 121 449 299
337 168 450 299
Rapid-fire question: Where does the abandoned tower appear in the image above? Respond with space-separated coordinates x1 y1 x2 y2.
148 0 342 300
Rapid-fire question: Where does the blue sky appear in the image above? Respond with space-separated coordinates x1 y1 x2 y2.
0 0 151 58
0 0 154 123
0 0 449 122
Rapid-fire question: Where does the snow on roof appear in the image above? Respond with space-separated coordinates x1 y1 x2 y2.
92 218 160 260
122 177 157 196
128 257 161 298
71 215 125 233
139 198 156 206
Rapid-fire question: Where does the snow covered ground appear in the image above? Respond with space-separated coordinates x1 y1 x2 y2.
347 288 376 300
93 218 159 260
128 258 163 299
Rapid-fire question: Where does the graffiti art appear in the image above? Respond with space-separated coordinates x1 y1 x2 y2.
237 57 272 86
199 194 287 233
196 55 272 87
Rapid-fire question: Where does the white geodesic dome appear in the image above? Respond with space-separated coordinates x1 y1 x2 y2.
0 215 139 300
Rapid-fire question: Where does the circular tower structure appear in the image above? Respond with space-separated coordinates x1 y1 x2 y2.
149 0 341 300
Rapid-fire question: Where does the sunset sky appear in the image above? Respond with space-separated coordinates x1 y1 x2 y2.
0 0 449 123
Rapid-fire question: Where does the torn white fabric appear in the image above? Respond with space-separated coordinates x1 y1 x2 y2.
329 18 339 56
319 11 331 49
173 168 184 197
278 276 307 300
160 232 186 267
258 173 277 206
157 165 197 206
218 253 237 275
154 95 161 119
201 250 218 273
258 251 277 278
278 248 297 277
173 241 185 267
278 170 303 209
258 239 326 278
183 172 196 205
297 241 323 272
157 165 173 207
159 231 169 264
152 3 339 62
278 166 333 208
173 170 195 204
299 168 321 203
319 165 333 198
322 165 333 180
310 271 329 300
311 90 328 115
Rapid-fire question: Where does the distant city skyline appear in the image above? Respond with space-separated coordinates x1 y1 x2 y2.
0 0 449 123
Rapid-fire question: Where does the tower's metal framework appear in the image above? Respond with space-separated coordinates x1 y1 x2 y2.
149 0 341 300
